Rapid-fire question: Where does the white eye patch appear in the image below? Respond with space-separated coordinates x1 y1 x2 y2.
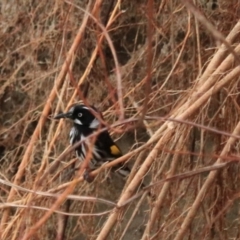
74 118 82 125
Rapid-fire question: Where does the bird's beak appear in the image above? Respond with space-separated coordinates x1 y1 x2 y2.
53 111 72 119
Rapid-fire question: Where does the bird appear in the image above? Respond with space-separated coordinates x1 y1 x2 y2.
54 103 130 182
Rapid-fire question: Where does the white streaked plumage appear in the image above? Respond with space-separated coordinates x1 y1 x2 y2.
71 129 103 170
74 118 82 125
69 127 78 145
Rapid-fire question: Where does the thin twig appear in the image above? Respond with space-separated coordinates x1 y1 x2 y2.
181 0 240 64
174 121 240 240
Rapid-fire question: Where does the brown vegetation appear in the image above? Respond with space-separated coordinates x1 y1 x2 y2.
1 0 240 239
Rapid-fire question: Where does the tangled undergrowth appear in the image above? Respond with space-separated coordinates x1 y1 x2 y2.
1 1 240 239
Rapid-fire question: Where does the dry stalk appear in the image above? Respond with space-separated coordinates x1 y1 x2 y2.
170 23 240 119
119 193 148 240
193 0 202 76
66 0 123 116
140 0 154 120
143 60 240 158
0 0 93 237
154 136 179 180
1 203 112 217
21 178 82 240
172 42 240 119
174 121 240 240
96 44 240 240
176 65 240 121
181 0 240 64
142 128 189 239
159 11 191 91
96 130 174 240
199 20 240 85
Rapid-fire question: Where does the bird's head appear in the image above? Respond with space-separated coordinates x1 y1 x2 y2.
54 104 100 129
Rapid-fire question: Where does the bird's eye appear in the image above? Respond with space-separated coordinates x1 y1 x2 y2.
78 113 82 117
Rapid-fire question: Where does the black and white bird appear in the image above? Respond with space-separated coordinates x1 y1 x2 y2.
54 103 130 182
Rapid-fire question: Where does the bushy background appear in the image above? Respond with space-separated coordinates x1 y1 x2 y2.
1 1 240 239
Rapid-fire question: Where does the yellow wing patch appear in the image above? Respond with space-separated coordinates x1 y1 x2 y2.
110 145 121 156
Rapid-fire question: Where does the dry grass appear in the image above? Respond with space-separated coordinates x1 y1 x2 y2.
1 0 240 239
